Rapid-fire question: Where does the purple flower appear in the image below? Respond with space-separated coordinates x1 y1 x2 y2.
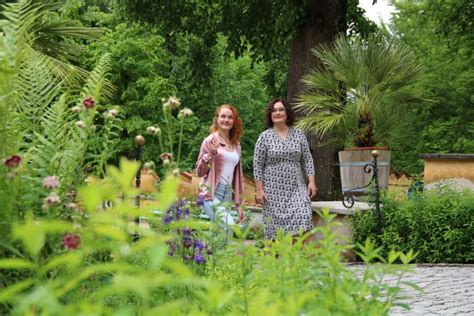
184 208 190 216
183 237 192 248
197 196 205 207
4 155 21 169
176 208 183 218
42 176 60 189
182 228 192 236
164 215 172 224
194 253 206 264
63 234 80 249
194 239 205 250
82 97 96 109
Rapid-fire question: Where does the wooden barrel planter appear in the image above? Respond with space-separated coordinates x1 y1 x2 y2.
338 147 391 197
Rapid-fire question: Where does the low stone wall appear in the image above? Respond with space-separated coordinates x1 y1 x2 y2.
420 153 474 191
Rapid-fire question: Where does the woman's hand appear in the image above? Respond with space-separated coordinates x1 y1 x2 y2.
256 190 266 206
308 182 317 199
209 137 220 155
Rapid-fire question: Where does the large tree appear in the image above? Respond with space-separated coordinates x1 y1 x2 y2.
118 0 376 200
391 0 474 173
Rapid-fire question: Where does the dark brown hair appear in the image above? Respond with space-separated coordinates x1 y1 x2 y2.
264 98 295 128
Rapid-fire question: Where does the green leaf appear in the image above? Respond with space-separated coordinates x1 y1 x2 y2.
154 175 179 211
13 220 45 257
0 258 33 270
108 157 140 195
41 252 83 274
0 279 34 303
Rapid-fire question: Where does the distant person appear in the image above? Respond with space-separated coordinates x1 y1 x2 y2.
253 98 317 240
195 104 244 234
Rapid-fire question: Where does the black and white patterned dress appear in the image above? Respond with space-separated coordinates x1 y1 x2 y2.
253 127 315 240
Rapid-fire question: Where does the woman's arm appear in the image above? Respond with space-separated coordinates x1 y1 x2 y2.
253 134 267 205
195 136 218 177
300 131 317 198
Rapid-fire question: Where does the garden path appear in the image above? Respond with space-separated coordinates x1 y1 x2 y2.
349 264 474 315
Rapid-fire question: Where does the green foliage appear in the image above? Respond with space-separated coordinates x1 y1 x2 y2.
0 166 417 314
81 16 269 173
0 0 122 260
390 0 474 173
295 34 424 148
353 189 474 263
119 0 377 64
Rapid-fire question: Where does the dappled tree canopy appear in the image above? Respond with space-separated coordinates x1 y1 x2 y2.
390 0 474 173
118 0 377 200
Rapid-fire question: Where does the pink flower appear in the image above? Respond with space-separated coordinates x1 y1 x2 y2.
63 234 80 249
82 97 96 110
4 155 21 168
44 193 60 206
42 176 60 189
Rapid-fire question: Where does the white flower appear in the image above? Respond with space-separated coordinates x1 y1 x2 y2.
105 109 118 119
75 121 86 128
163 96 181 110
71 106 82 113
172 168 180 176
67 202 77 210
146 126 160 134
178 107 193 119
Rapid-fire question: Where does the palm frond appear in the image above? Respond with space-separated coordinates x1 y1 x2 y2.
296 112 345 139
296 33 424 145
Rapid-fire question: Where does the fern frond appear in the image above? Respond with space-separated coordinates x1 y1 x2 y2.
80 53 115 102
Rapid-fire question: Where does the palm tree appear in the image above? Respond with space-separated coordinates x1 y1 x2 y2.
295 34 424 148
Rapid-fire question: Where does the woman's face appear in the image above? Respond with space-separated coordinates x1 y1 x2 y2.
271 101 287 125
216 107 235 132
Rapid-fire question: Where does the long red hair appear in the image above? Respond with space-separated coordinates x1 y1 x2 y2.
209 104 243 145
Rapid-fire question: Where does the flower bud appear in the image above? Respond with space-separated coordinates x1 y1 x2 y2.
4 155 21 169
71 106 82 113
75 121 86 129
82 97 96 110
178 108 193 119
63 234 80 249
163 96 181 110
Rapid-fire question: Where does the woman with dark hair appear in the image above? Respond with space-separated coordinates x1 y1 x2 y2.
195 104 244 233
253 98 317 240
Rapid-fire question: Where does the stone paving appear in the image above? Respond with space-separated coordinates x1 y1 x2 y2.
349 264 474 315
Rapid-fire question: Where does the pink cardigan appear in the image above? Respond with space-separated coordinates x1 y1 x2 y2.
195 132 244 207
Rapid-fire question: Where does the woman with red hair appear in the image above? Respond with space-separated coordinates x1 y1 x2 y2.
195 104 244 234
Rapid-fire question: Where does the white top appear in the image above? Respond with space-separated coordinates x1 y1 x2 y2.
219 149 239 185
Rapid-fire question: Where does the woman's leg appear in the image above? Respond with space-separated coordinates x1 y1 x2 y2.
213 183 235 236
202 182 227 221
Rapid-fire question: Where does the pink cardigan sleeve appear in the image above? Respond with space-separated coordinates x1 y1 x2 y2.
195 136 218 177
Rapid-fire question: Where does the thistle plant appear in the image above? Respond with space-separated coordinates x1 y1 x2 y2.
146 96 194 173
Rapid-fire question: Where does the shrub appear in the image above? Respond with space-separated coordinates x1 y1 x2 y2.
0 159 419 315
353 188 474 263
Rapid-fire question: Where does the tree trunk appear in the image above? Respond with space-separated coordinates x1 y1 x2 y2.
287 0 347 201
